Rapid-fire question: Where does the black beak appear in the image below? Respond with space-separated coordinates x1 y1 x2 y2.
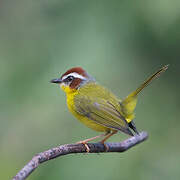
50 78 62 84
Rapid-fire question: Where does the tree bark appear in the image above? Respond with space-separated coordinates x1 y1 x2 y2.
12 131 148 180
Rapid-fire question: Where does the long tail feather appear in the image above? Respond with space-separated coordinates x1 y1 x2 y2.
128 65 169 98
121 65 169 123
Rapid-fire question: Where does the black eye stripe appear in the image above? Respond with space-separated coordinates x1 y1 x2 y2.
64 75 74 82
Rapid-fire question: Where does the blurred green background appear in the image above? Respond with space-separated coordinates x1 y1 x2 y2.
0 0 180 180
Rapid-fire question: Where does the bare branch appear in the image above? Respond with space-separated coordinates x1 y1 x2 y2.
12 131 148 180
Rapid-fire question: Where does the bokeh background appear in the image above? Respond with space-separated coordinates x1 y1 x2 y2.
1 0 180 180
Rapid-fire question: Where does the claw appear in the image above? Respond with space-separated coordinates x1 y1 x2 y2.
75 134 107 153
100 142 109 152
76 141 90 153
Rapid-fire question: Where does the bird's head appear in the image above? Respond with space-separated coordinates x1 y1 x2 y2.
51 67 94 93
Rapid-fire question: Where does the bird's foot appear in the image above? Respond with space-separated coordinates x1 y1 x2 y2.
100 141 109 152
76 141 90 153
76 134 107 153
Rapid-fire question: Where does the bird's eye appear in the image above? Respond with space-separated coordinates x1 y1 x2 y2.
65 76 74 82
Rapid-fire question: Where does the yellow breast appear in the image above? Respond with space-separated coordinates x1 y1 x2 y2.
61 84 109 132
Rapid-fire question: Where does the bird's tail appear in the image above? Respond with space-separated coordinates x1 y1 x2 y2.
121 65 169 123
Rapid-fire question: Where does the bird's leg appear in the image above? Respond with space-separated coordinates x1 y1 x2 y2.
76 133 108 153
100 130 118 151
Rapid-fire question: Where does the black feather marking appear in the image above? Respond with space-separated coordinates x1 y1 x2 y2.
128 121 139 135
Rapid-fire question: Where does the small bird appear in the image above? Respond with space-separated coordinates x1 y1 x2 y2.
51 65 168 152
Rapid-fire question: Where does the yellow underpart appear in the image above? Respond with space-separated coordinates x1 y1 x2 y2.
61 84 110 132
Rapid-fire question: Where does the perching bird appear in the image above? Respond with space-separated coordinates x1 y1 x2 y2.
51 65 168 151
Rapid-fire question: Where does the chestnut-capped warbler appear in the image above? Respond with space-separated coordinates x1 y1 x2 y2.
51 65 168 151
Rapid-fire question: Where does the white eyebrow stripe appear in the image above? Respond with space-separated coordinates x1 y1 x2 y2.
62 72 86 80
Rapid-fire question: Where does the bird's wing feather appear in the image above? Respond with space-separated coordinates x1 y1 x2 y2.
74 95 133 136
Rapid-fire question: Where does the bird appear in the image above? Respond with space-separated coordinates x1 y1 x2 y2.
51 65 168 152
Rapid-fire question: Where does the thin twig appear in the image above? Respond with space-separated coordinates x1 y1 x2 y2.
12 131 148 180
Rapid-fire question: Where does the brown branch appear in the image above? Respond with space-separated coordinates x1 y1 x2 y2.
12 131 148 180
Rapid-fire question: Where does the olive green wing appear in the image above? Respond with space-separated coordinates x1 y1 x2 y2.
74 95 133 136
